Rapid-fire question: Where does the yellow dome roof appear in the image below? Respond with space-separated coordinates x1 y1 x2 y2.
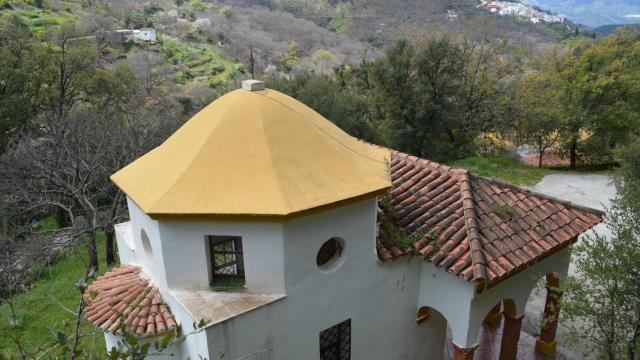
111 88 391 220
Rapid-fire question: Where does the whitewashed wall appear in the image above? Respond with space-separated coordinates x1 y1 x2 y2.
417 246 572 348
157 219 285 294
204 198 448 360
126 199 169 289
116 194 573 359
103 332 183 359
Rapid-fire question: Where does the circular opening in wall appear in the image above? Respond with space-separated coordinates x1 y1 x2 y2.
141 229 153 259
316 237 345 272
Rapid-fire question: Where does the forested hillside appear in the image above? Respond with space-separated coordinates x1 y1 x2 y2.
1 0 640 358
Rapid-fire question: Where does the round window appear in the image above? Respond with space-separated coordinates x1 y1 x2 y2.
141 229 153 259
316 237 345 272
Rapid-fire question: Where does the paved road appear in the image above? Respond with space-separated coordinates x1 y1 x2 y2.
523 174 616 359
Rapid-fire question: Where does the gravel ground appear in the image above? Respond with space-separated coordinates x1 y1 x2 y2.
523 174 616 359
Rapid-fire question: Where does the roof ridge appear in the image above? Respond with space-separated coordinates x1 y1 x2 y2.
457 169 488 283
470 173 606 217
390 150 458 177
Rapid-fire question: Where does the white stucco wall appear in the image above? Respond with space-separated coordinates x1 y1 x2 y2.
203 198 448 360
417 246 572 348
115 194 575 359
122 196 286 294
126 198 170 289
104 332 183 359
157 220 285 294
418 262 477 347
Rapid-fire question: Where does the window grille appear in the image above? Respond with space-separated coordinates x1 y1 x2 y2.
208 236 245 288
319 319 351 360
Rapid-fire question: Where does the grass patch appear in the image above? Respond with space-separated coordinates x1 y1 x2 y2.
159 35 239 87
327 15 347 33
451 155 551 186
0 5 73 35
0 233 116 359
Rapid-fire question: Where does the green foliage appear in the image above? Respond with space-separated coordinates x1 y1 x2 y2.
492 204 518 220
160 35 234 86
369 36 512 162
552 29 640 168
561 135 640 359
266 69 378 141
327 16 347 33
190 0 205 11
504 53 566 168
219 4 233 20
614 137 640 218
563 207 640 359
279 40 300 71
379 195 415 251
0 238 114 358
451 156 551 185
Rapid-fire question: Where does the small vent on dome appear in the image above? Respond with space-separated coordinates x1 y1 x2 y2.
242 79 265 91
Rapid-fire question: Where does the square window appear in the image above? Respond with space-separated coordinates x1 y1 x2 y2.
207 235 245 288
320 319 351 360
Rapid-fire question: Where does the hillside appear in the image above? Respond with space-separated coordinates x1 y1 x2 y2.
0 0 591 92
520 0 640 27
593 23 640 35
234 0 587 49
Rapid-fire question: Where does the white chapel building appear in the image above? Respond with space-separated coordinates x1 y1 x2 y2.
84 81 603 360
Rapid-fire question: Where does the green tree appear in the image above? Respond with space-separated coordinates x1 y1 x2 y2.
510 56 566 167
312 48 333 73
191 0 205 11
0 15 44 150
562 137 640 359
279 40 300 72
555 29 640 169
44 22 98 118
267 70 377 141
369 37 509 161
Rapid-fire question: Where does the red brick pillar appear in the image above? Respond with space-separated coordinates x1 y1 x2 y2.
498 313 524 360
484 303 502 326
535 274 563 355
452 342 477 360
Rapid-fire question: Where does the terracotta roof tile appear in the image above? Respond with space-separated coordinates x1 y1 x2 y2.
377 150 604 285
83 265 177 336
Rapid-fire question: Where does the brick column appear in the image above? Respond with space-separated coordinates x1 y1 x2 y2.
498 313 524 360
535 274 563 355
484 303 502 326
452 342 477 360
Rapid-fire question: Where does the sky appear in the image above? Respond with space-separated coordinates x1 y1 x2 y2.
518 0 640 27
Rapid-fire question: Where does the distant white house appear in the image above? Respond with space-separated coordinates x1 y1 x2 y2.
113 28 157 43
83 80 603 360
133 28 157 42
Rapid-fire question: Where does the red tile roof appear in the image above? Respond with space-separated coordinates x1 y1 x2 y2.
83 265 177 336
377 151 604 286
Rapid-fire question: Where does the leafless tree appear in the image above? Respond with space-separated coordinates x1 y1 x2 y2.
0 101 178 270
44 24 98 118
126 49 171 95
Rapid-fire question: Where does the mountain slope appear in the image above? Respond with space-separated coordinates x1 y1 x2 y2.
519 0 640 27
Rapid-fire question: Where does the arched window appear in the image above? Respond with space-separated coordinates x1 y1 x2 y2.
416 306 431 324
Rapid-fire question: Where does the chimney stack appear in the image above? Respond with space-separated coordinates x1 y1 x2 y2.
242 79 265 91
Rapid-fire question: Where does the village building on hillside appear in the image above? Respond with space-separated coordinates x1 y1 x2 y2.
480 1 565 24
110 28 157 44
84 80 603 360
